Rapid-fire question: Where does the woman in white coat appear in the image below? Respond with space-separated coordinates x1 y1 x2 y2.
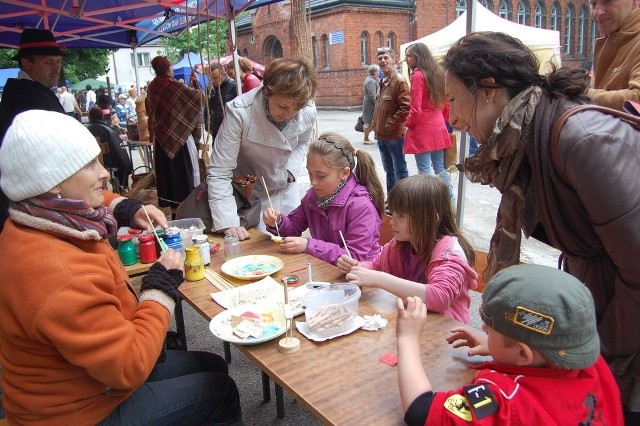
206 58 318 240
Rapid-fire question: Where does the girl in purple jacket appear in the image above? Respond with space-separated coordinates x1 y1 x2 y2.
263 132 385 265
337 175 477 323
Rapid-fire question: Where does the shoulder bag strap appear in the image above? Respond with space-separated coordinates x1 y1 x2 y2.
551 104 640 184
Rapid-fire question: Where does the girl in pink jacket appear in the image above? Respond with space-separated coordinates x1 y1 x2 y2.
338 175 477 323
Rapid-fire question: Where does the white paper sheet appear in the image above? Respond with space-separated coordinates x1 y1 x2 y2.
210 276 311 316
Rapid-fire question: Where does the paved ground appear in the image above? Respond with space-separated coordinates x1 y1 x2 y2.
0 109 560 423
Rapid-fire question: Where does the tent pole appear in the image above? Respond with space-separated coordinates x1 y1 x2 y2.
228 18 241 92
455 0 478 226
133 45 141 94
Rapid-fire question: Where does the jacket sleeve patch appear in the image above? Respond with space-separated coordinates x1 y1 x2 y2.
443 393 473 421
463 384 499 419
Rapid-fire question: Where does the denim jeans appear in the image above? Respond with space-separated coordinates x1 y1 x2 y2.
98 350 242 426
414 149 448 184
377 137 409 193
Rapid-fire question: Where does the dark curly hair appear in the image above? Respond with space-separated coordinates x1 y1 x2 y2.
441 32 589 101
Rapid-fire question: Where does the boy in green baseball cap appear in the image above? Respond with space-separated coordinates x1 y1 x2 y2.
396 264 623 425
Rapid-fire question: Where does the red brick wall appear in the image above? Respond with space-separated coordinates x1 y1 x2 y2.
236 0 593 108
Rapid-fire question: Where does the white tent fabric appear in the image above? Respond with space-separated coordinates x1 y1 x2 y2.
400 1 561 72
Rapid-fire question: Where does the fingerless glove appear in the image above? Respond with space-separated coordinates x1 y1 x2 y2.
140 262 184 304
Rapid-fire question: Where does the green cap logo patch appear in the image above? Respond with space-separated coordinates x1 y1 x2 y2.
511 306 554 335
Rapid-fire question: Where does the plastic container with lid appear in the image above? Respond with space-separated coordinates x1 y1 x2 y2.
303 283 361 337
167 218 206 252
192 234 211 265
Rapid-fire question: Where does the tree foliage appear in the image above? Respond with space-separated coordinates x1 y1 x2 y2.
0 48 112 84
161 20 228 63
62 49 113 83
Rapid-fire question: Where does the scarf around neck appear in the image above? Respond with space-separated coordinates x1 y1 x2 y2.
463 86 542 282
316 178 348 210
12 196 117 239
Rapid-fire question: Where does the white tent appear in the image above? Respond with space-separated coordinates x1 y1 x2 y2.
400 2 561 72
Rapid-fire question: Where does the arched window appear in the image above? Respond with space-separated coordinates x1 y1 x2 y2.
376 31 384 48
312 36 318 68
361 32 370 65
263 35 283 60
578 6 588 56
590 20 597 54
534 1 546 28
387 32 396 51
517 0 530 25
322 34 330 68
564 4 575 56
499 0 512 20
479 0 493 11
550 2 560 32
456 0 466 18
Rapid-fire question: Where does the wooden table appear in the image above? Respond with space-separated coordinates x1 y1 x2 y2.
179 230 477 425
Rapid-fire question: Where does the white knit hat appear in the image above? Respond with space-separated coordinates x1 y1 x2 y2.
0 110 101 201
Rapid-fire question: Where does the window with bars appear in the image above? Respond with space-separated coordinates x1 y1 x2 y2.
578 6 588 56
456 0 466 17
564 4 574 56
534 2 546 28
517 0 530 25
361 32 370 65
550 3 561 32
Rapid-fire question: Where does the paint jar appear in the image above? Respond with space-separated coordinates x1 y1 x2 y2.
163 229 183 256
128 228 142 258
138 234 157 264
117 234 137 266
223 235 241 261
192 234 210 266
184 246 205 281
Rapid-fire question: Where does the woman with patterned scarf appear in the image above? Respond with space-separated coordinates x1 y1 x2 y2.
146 56 204 212
442 31 640 424
0 111 242 425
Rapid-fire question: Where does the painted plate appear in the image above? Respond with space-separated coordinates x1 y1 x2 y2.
209 302 288 345
220 255 284 280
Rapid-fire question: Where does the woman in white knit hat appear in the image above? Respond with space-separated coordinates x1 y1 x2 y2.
0 111 242 425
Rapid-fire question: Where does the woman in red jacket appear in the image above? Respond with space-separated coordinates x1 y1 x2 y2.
0 110 241 425
403 43 451 187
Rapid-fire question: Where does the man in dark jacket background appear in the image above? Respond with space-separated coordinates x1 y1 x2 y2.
0 28 65 232
205 63 237 142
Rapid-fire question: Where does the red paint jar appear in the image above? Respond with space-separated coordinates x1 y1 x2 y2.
139 234 158 264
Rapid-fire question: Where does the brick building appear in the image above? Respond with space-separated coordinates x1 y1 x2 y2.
236 0 595 107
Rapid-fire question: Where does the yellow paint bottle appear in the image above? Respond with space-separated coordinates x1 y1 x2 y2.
184 246 205 281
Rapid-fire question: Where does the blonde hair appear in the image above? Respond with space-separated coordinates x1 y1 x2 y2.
388 175 475 265
309 132 385 218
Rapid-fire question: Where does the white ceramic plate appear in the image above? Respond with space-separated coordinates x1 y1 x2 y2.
220 255 284 280
209 303 288 345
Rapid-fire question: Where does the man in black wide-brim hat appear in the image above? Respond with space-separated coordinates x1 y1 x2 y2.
0 28 66 232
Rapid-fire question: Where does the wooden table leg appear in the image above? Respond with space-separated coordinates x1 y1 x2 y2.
275 382 285 418
262 371 271 402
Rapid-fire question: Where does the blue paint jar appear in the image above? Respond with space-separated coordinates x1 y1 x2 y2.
163 230 183 254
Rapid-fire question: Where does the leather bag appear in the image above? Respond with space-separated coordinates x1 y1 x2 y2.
444 133 457 168
175 175 261 233
355 116 364 132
